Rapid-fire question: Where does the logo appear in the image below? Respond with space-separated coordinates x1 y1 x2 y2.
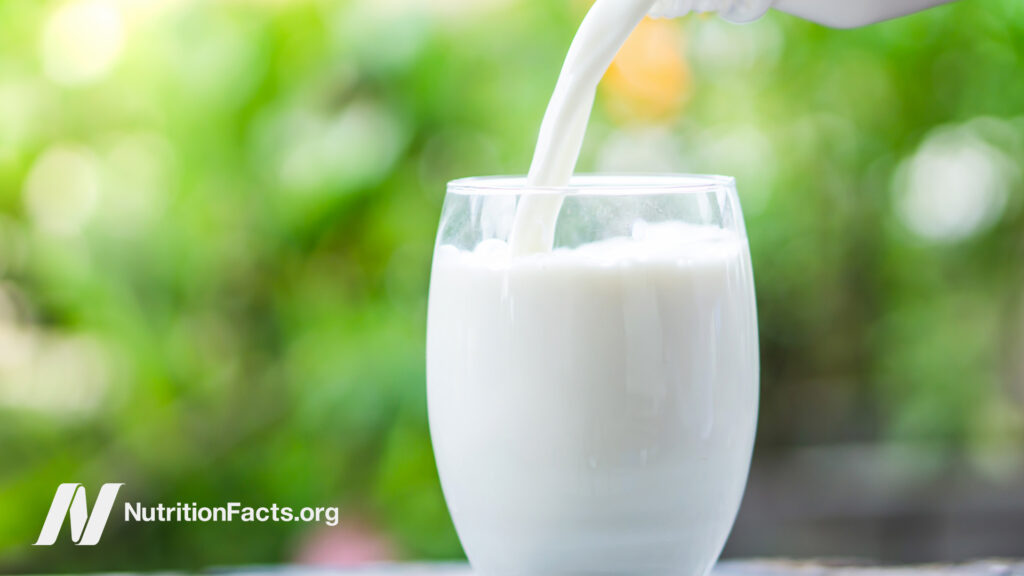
34 483 339 546
35 483 123 546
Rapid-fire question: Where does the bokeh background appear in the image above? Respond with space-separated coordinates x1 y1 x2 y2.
0 0 1023 571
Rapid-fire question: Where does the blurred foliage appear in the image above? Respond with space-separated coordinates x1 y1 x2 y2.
0 0 1022 571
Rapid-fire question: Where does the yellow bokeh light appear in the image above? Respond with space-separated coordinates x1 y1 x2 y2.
603 17 691 123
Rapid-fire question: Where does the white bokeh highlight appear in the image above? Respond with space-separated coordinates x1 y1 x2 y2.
895 124 1016 243
24 144 101 237
42 0 124 86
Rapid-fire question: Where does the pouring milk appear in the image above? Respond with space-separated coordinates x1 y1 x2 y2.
508 0 960 256
427 0 962 573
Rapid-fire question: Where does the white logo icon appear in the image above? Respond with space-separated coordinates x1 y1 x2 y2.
35 483 123 546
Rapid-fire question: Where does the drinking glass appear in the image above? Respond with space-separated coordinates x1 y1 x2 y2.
427 174 759 575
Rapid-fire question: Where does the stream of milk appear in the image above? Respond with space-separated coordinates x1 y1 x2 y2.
509 0 961 257
507 0 957 255
509 0 658 255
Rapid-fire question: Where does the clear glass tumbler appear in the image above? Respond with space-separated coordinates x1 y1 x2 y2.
427 174 759 575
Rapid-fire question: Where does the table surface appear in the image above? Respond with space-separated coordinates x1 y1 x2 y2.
217 560 1024 576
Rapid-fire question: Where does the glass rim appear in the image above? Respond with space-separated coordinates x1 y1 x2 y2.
446 173 736 196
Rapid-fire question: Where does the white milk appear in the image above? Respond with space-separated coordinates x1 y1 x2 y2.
510 0 657 256
427 223 759 574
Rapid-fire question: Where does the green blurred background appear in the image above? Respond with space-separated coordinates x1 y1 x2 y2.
0 0 1022 571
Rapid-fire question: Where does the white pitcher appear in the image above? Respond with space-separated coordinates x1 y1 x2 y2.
649 0 960 27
